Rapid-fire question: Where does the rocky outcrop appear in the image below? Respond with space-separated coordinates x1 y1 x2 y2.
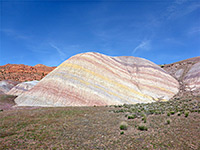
7 80 39 96
0 80 20 94
0 64 56 82
15 52 179 106
163 56 200 96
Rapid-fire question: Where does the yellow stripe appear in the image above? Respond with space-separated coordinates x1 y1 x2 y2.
60 63 169 101
59 63 171 102
67 57 176 95
83 54 178 91
52 72 136 103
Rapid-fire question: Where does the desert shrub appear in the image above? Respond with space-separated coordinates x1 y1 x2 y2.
155 111 160 115
128 116 134 119
120 124 127 130
120 122 128 130
128 114 136 119
160 65 165 68
167 120 170 124
149 110 155 114
142 115 147 123
170 111 175 115
185 112 189 117
167 112 170 117
177 112 181 116
120 131 124 135
118 109 125 112
138 125 148 131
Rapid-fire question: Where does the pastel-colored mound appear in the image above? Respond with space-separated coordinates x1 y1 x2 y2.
0 80 20 95
15 52 179 106
7 80 39 96
184 61 200 95
163 56 200 96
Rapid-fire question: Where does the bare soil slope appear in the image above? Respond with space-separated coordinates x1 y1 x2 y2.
163 56 200 97
0 80 20 95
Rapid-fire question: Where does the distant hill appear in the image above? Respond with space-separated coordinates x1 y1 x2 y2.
163 56 200 96
0 64 56 82
7 80 39 96
0 80 20 94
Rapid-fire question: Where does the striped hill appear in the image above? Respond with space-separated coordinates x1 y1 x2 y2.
163 56 200 96
7 80 39 96
15 52 179 106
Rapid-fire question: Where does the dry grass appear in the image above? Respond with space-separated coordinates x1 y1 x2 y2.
0 96 200 149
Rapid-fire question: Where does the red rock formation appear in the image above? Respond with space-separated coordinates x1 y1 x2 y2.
0 64 56 82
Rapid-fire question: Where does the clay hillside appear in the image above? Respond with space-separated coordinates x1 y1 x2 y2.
15 52 179 106
0 80 20 95
7 80 39 96
163 56 200 96
0 64 56 82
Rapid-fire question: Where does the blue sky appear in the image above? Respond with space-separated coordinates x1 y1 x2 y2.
1 0 200 66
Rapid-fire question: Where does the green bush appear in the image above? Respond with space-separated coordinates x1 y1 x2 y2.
120 122 128 130
138 125 148 131
185 112 189 117
167 120 170 124
128 114 136 119
160 65 165 68
120 131 124 135
167 112 170 117
170 111 175 115
142 116 147 123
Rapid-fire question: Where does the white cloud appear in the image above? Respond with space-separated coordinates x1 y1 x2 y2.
175 0 188 5
49 43 66 61
184 4 200 15
189 26 200 33
164 1 200 20
0 29 30 40
132 40 151 55
164 38 184 45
